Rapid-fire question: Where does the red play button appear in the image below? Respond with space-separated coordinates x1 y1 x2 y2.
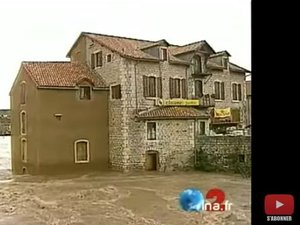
265 194 294 215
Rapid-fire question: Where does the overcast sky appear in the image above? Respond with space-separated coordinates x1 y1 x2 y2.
0 0 251 109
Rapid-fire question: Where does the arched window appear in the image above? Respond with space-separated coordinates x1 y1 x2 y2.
74 139 90 163
20 111 26 135
21 138 27 162
191 56 202 74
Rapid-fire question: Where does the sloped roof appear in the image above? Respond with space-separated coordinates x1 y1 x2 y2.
137 107 209 120
67 32 249 71
169 41 215 56
22 61 107 88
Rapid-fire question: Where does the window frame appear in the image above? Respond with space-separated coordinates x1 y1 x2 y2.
169 78 187 99
21 138 27 163
194 79 203 98
74 139 90 163
214 80 225 101
231 82 242 102
143 76 162 98
191 55 202 74
95 51 103 68
106 54 112 63
160 47 168 61
111 84 122 99
146 122 157 141
79 86 91 100
20 110 26 135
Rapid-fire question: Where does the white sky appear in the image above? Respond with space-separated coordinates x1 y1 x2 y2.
0 0 251 109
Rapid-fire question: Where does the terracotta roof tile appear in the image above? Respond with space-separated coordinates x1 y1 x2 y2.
137 107 209 120
86 33 158 60
169 41 205 56
23 62 107 88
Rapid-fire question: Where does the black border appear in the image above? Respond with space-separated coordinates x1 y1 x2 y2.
252 1 299 224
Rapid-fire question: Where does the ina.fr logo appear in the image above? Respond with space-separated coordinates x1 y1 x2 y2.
179 187 233 212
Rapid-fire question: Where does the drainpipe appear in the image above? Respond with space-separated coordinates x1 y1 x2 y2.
134 61 139 114
194 119 197 166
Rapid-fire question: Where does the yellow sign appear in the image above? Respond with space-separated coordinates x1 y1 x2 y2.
214 108 231 118
157 99 200 106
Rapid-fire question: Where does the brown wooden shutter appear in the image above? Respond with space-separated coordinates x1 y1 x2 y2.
238 84 242 101
149 77 156 97
157 77 162 98
232 83 237 100
181 79 187 98
143 76 149 97
99 51 103 67
214 82 220 99
169 78 173 98
91 53 95 69
221 82 225 100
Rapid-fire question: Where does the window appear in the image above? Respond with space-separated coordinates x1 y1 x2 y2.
20 82 26 104
191 56 202 74
79 86 91 100
214 81 225 100
111 84 121 99
170 78 187 98
95 51 103 67
74 140 90 163
20 111 26 135
195 80 203 98
21 138 27 162
91 51 103 69
222 58 229 69
198 121 206 135
107 54 112 63
232 83 242 101
143 76 162 98
147 122 156 140
161 48 168 61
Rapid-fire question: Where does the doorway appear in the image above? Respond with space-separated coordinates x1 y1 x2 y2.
145 151 159 171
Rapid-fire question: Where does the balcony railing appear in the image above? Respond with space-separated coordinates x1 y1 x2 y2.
197 94 215 108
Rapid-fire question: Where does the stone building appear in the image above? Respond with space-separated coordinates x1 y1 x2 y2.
10 32 250 174
0 109 11 136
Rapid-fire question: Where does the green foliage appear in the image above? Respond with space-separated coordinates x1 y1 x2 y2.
194 149 251 178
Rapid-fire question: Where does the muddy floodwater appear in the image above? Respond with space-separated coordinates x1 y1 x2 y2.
0 137 251 225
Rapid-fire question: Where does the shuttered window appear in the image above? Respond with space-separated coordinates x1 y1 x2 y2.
143 76 162 98
170 78 187 99
95 51 102 67
232 83 242 101
195 80 203 98
214 81 225 100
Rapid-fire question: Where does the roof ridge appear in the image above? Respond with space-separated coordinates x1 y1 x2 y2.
82 31 157 43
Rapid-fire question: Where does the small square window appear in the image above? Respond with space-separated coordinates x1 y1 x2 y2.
80 86 91 100
147 122 156 140
111 84 122 99
107 54 112 63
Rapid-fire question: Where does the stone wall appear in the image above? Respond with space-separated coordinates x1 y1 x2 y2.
195 136 251 173
123 119 195 171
